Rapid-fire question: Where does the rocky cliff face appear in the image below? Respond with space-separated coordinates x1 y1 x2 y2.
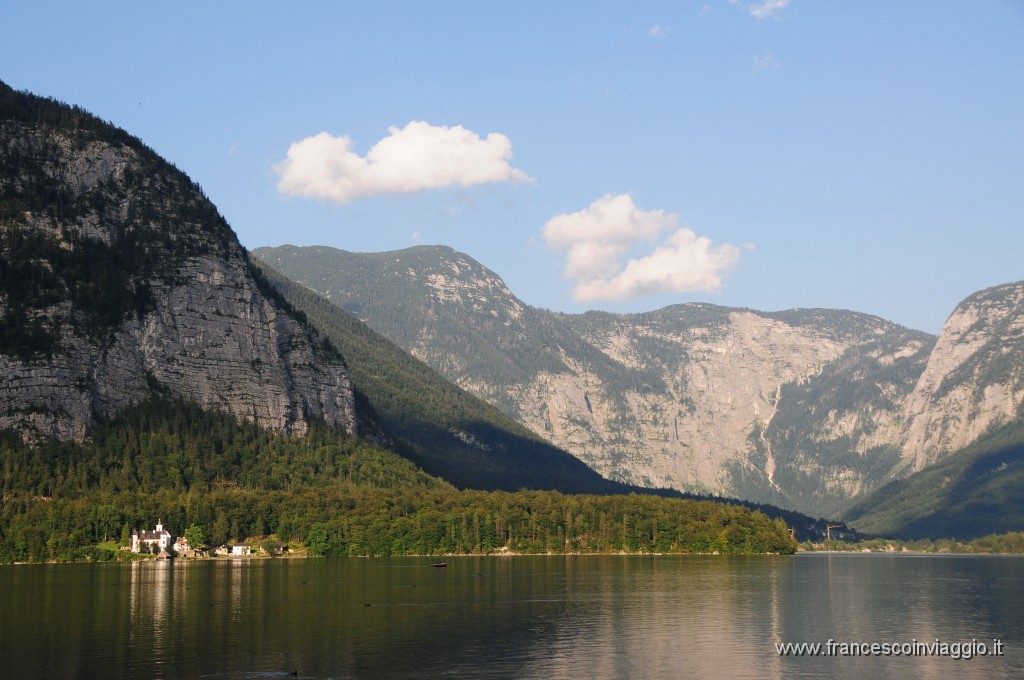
739 324 934 515
511 307 934 517
0 84 356 441
256 244 975 517
899 281 1024 471
514 308 856 490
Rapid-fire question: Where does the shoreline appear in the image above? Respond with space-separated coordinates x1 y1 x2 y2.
9 548 1024 566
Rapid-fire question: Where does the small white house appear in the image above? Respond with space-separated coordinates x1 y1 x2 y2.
231 545 251 556
131 521 173 554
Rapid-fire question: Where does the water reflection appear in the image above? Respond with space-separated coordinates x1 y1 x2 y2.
513 557 796 680
128 560 171 639
0 554 1022 679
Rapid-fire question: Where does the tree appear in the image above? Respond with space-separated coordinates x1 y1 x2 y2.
184 523 205 551
262 535 284 557
305 523 330 557
118 522 131 548
210 511 228 547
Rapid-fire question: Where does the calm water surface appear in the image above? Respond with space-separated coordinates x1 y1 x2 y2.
1 554 1022 679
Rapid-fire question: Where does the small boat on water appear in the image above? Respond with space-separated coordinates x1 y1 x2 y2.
430 562 448 568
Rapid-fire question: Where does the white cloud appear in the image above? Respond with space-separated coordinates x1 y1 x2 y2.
275 121 531 203
753 51 782 74
543 194 745 303
410 230 422 243
749 0 789 20
649 24 672 38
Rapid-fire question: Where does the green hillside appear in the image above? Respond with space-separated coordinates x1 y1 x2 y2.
251 261 640 494
845 413 1024 539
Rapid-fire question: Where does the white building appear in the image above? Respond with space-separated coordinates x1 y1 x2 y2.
131 521 173 554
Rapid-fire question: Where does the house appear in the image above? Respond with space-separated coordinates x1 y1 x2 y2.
131 521 173 554
231 545 251 556
173 536 190 554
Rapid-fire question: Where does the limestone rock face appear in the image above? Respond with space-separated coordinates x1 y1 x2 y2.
510 311 849 490
899 282 1024 470
255 245 964 517
0 101 356 441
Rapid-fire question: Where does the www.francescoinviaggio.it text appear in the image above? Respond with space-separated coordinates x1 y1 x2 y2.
775 638 1004 659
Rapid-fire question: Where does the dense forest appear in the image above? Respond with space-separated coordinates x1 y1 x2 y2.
0 486 798 564
0 398 798 563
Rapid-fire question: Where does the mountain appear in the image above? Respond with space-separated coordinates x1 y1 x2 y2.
6 78 1017 542
0 81 640 497
0 81 355 442
844 415 1024 540
254 244 1024 520
250 261 637 493
841 282 1024 538
0 82 804 563
898 281 1024 471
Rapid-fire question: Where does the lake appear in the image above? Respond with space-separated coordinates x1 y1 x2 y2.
1 554 1022 679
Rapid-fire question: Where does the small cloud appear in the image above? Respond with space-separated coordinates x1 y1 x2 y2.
649 24 672 38
410 231 422 243
227 141 239 156
749 0 789 20
275 121 532 203
543 194 745 303
753 51 782 74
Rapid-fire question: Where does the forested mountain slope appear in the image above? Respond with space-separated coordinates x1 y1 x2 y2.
256 245 1024 521
255 244 958 517
253 261 639 493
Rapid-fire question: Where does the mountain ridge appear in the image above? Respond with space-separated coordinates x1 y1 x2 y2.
250 259 641 494
255 243 1024 519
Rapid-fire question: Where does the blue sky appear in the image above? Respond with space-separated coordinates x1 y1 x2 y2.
3 1 1022 334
